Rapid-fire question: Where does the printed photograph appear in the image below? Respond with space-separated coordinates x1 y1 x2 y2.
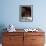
19 5 33 22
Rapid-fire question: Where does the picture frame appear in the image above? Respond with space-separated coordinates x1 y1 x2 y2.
19 5 33 22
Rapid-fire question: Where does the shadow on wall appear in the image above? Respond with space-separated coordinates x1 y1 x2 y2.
0 24 7 43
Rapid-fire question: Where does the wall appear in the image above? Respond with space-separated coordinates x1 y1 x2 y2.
0 0 46 31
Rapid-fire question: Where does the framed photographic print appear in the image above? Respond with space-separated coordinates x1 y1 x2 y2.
19 5 33 22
